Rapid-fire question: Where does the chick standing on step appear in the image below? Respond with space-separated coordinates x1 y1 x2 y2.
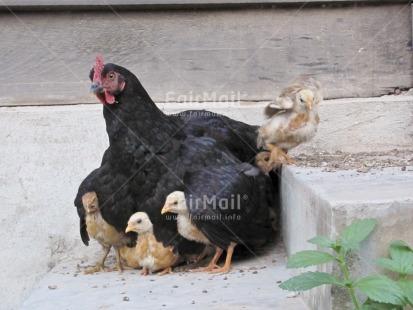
125 212 179 276
257 76 322 168
82 192 129 274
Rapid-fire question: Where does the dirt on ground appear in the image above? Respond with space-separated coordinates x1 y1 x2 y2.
292 148 413 173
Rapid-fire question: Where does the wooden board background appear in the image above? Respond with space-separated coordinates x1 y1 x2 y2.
2 1 411 8
0 2 412 105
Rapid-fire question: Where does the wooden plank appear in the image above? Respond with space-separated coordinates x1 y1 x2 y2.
1 0 411 12
1 0 411 7
0 3 411 106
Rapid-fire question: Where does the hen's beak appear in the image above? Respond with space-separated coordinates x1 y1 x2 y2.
161 204 172 214
90 81 104 94
125 225 134 233
306 100 312 110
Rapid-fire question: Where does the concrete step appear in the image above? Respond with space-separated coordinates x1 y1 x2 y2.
279 95 412 309
20 243 309 310
281 165 413 310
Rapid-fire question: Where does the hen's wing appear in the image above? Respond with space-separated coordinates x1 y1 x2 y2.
173 110 258 163
183 163 274 250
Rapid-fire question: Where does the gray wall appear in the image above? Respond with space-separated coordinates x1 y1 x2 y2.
0 2 412 106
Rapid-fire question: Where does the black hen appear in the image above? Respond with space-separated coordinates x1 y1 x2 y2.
75 58 276 256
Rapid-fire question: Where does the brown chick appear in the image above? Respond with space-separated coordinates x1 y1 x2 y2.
125 212 179 276
82 192 129 274
257 76 322 164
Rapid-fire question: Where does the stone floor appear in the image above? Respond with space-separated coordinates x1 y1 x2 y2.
21 241 308 310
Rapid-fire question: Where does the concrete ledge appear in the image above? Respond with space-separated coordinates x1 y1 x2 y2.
281 166 413 309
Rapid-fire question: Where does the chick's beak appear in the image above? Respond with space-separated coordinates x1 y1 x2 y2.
161 204 172 215
125 225 134 233
90 81 104 94
306 100 312 110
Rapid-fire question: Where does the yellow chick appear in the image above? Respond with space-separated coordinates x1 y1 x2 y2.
162 192 220 273
125 212 179 276
119 247 141 270
82 192 129 274
161 192 213 263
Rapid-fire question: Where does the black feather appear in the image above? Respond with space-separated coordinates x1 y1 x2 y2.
183 163 274 250
76 62 277 255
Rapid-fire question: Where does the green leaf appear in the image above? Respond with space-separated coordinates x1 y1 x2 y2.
287 250 335 268
355 275 405 305
340 219 377 253
308 236 335 249
398 280 413 306
389 240 413 276
376 241 413 276
279 271 344 291
361 302 402 310
376 258 406 274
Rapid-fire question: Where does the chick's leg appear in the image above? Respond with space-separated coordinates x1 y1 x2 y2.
190 247 223 272
266 144 297 168
209 243 236 274
84 245 111 274
195 244 213 262
107 248 124 272
157 267 173 276
141 267 149 276
282 151 298 165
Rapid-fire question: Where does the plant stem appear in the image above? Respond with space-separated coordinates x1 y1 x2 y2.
338 250 360 310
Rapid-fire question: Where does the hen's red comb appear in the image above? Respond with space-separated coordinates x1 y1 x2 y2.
93 55 104 82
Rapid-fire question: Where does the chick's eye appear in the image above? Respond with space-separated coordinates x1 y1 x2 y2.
174 201 178 205
137 219 142 224
300 97 305 103
264 157 270 162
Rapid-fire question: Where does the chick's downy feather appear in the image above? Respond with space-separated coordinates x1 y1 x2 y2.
257 75 322 151
126 212 179 275
80 191 130 273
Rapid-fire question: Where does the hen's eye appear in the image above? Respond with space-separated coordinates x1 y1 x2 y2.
109 73 115 79
264 157 270 162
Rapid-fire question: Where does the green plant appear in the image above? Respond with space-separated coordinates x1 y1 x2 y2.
279 219 413 309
